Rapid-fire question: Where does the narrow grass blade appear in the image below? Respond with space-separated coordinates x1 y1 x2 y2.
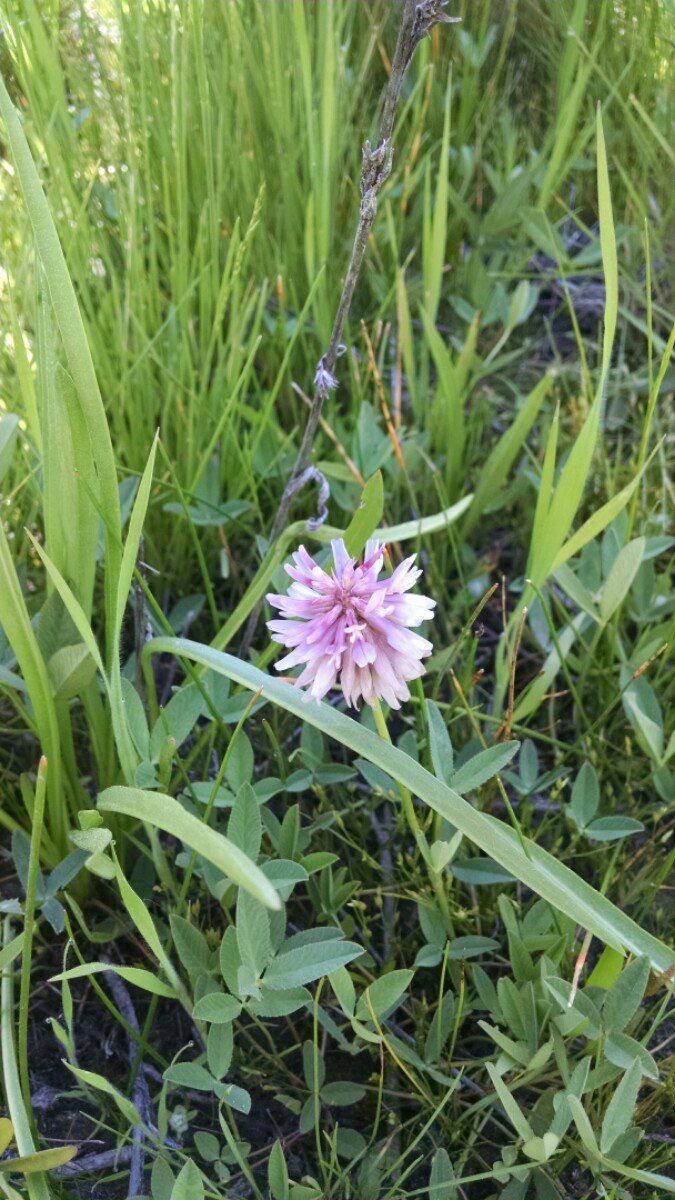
1 920 50 1200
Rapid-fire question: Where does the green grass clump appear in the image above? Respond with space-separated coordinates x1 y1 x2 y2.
0 2 672 1197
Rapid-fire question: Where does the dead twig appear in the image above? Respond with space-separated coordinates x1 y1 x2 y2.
104 967 154 1198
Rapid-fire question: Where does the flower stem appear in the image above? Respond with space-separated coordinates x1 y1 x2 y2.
371 699 454 936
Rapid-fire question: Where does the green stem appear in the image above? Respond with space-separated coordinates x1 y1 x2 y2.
1 919 49 1200
371 698 454 936
18 755 47 1114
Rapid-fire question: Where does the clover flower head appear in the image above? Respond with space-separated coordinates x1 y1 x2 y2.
266 538 435 709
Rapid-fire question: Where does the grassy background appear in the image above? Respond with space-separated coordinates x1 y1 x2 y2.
0 1 673 1195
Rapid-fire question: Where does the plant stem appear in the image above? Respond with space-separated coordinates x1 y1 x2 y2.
18 755 47 1114
371 698 454 936
241 0 458 653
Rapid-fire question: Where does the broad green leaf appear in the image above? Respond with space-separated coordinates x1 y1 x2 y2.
99 786 280 910
149 683 202 759
329 966 356 1017
356 970 413 1022
171 1161 205 1200
600 1058 641 1155
569 762 599 828
426 700 454 783
602 956 650 1032
0 1145 77 1175
170 915 210 979
264 938 363 991
448 936 498 960
227 783 262 861
429 1148 455 1199
586 946 624 989
26 535 104 675
207 1022 233 1079
585 816 644 842
236 890 271 977
143 639 675 975
599 538 645 622
342 472 384 558
450 742 519 793
192 993 242 1024
164 1062 215 1092
622 674 664 762
320 1081 366 1106
47 642 96 701
268 1141 289 1200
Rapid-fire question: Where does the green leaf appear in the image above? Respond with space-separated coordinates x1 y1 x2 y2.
599 538 645 623
585 816 644 842
342 472 384 558
236 890 271 977
485 1063 534 1140
604 1031 658 1080
569 762 599 828
264 938 363 991
46 642 96 700
426 700 454 782
600 1058 642 1155
164 1062 215 1092
586 945 624 989
171 1161 205 1200
170 915 210 979
602 956 650 1032
596 107 618 387
66 1063 143 1127
452 859 514 885
0 1145 77 1176
566 1094 599 1157
227 783 262 861
450 742 519 793
99 786 280 910
206 1022 233 1079
143 640 675 976
0 934 25 975
448 936 499 960
356 970 413 1022
50 962 177 1000
248 987 310 1018
0 69 122 636
320 1081 367 1106
329 966 356 1017
192 993 242 1024
0 414 20 486
429 1148 455 1199
150 683 202 759
463 372 554 537
268 1141 289 1200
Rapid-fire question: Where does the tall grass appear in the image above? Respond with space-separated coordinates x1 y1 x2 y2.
0 3 672 1193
